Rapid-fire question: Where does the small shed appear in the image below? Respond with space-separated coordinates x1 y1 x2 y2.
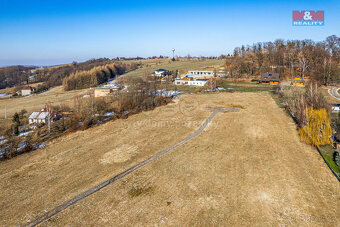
292 76 305 86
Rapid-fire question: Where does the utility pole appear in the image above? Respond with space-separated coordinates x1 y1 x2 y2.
48 114 51 134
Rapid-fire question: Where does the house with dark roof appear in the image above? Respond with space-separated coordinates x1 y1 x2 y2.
259 73 280 85
152 69 172 77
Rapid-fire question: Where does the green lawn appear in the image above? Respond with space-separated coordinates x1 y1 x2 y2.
217 80 277 93
319 145 340 177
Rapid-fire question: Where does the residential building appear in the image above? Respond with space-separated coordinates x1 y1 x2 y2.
152 69 172 77
259 73 280 84
17 86 36 96
28 111 52 125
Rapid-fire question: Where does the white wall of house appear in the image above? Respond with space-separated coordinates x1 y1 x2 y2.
21 89 32 96
174 79 207 86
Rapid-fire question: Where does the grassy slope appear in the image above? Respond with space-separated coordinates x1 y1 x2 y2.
0 59 223 119
0 93 339 226
123 58 224 78
0 86 89 119
319 145 340 176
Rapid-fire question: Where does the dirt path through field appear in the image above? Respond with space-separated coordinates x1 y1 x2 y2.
24 107 240 226
1 93 339 226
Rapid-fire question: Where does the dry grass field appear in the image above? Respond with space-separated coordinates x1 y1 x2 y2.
0 86 89 119
0 92 339 226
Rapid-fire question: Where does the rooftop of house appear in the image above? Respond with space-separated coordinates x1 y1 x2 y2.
155 69 167 72
195 79 209 81
21 86 35 90
29 111 51 119
95 87 112 90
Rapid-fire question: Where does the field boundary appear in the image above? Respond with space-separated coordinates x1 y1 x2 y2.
24 107 239 227
316 146 340 182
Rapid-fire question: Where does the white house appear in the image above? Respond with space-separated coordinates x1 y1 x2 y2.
18 86 36 96
28 111 52 125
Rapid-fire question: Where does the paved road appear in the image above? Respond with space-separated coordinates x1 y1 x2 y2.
25 107 240 227
328 87 340 100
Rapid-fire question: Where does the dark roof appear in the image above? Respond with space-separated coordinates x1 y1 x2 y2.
156 69 167 72
196 79 209 81
260 73 280 82
21 86 35 90
161 71 172 75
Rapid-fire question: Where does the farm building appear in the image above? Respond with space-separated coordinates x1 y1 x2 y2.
259 73 280 85
292 76 305 86
17 86 36 96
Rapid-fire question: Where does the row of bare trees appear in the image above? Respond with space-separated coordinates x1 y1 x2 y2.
279 82 332 146
0 76 172 160
230 35 339 84
62 63 138 91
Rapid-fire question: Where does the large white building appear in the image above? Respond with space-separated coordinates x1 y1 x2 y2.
186 70 227 78
174 78 208 86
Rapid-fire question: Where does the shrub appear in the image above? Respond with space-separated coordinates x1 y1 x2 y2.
299 108 332 146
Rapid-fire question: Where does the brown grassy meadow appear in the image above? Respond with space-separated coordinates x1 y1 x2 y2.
0 86 89 119
0 92 339 226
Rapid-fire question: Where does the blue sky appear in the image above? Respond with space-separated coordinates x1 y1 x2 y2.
0 0 339 66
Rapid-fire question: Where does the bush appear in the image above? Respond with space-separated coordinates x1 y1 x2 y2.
334 151 340 167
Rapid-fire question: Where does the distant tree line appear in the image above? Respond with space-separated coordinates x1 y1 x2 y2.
230 35 339 85
62 62 138 90
0 58 124 90
0 66 36 89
